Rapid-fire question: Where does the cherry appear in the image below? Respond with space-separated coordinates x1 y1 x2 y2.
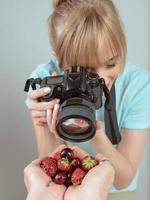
60 148 74 160
65 170 74 186
71 158 81 168
53 172 67 185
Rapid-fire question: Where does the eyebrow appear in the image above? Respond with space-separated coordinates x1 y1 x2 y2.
105 55 118 63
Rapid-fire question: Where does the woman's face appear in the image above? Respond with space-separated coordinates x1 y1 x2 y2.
87 54 122 91
53 49 122 91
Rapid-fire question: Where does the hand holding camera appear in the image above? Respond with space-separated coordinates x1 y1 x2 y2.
25 66 121 144
26 72 60 129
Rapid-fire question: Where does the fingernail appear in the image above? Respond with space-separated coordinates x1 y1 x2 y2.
44 87 51 93
56 99 60 104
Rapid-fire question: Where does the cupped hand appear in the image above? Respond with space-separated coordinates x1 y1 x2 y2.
64 146 115 200
24 144 67 200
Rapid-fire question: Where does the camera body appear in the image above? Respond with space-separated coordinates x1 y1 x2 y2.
40 66 104 109
24 66 120 144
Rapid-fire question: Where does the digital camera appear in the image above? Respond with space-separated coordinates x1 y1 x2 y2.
24 66 121 143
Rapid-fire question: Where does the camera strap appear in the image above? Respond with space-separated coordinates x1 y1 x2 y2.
104 84 121 144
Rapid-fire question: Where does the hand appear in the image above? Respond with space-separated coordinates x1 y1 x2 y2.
27 72 60 131
64 146 115 200
24 145 67 200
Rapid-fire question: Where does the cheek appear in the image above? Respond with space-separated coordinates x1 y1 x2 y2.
97 67 121 90
97 68 118 81
108 69 119 79
108 64 121 78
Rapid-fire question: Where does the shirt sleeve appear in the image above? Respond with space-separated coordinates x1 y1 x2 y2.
122 70 150 129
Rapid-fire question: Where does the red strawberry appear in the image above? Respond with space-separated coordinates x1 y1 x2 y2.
40 157 57 177
57 157 71 171
53 172 67 185
71 168 86 185
53 151 61 161
81 156 98 171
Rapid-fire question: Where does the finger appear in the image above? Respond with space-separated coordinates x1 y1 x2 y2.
34 117 47 124
95 161 115 186
95 153 108 162
70 146 89 160
28 87 51 100
52 71 59 76
47 107 62 140
51 104 60 138
52 103 60 123
47 109 53 132
50 144 67 157
28 99 57 111
96 120 101 130
98 160 115 174
96 154 114 171
33 121 47 127
95 120 105 133
31 111 46 118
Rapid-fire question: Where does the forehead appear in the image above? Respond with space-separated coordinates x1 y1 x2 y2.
56 25 118 70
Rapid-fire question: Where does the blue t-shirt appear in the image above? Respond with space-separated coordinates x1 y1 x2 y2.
26 55 150 192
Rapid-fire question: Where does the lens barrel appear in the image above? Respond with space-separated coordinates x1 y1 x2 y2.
56 97 96 142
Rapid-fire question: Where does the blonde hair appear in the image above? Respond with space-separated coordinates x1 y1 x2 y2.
48 0 127 69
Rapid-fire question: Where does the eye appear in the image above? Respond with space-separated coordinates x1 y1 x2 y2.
106 63 116 68
88 67 96 72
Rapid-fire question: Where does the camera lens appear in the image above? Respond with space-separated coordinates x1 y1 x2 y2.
61 118 91 134
56 97 96 142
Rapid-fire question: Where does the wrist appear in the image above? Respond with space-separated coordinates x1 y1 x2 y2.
26 187 47 200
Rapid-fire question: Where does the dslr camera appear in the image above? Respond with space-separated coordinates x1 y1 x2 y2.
24 66 121 144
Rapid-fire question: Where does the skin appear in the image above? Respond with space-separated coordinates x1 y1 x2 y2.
24 145 67 200
24 145 115 200
27 51 149 188
64 146 115 200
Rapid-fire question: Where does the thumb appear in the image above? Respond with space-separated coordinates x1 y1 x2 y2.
52 71 59 76
95 120 101 130
95 120 105 135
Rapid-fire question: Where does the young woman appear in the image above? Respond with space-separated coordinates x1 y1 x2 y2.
26 0 150 199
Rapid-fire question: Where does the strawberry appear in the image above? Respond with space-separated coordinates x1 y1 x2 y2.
71 168 86 185
53 151 61 161
81 156 98 171
57 157 72 171
40 157 57 177
53 172 67 185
